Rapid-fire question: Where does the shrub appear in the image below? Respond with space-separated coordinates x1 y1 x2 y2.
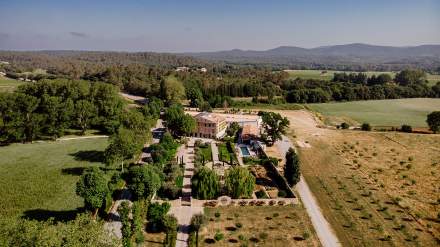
340 122 349 129
214 232 224 241
302 232 310 239
259 232 268 240
235 222 243 228
255 189 268 199
361 123 372 131
214 212 221 218
400 124 412 133
277 190 287 198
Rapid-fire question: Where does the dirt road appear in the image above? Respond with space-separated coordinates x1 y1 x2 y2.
273 110 341 247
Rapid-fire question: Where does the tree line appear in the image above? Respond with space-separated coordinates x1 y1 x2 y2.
0 79 125 144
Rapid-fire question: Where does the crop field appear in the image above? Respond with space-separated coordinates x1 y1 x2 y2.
308 98 440 127
284 70 440 85
0 76 25 92
295 130 440 246
199 205 321 247
0 138 108 219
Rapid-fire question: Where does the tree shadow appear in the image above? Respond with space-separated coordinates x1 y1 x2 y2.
22 208 85 222
70 150 105 163
61 167 86 176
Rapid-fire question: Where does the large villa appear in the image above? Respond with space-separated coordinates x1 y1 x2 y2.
191 112 228 139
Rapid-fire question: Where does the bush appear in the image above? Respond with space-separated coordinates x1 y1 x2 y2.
214 232 224 241
214 212 221 218
277 190 287 198
259 232 268 240
400 124 412 133
340 122 349 129
361 123 372 131
255 190 268 199
235 222 243 228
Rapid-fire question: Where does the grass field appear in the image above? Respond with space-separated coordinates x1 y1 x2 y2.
0 138 108 219
0 76 25 92
200 205 321 247
308 98 440 127
285 69 440 86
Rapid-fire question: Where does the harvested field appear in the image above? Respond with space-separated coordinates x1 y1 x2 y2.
279 109 440 246
200 205 321 247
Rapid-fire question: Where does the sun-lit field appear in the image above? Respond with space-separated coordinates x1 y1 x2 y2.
0 138 108 219
285 70 440 86
199 205 321 247
0 76 25 92
297 131 440 246
308 98 440 127
278 110 440 246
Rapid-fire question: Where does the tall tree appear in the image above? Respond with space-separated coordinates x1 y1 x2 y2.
190 214 206 247
74 100 97 135
76 167 109 218
127 166 162 200
224 167 255 199
284 148 300 186
259 111 289 145
104 128 142 172
191 167 220 199
164 104 196 137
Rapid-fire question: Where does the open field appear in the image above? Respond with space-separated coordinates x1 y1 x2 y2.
285 70 440 86
0 138 108 219
200 205 321 247
0 76 25 92
308 98 440 127
279 110 440 246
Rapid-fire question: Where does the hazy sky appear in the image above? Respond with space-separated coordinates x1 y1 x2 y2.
0 0 439 52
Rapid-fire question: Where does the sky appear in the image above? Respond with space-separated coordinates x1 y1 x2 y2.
0 0 439 52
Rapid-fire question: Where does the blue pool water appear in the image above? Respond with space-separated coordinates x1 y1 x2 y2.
240 146 250 156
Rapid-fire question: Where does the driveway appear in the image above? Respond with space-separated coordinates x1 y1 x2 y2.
275 135 341 247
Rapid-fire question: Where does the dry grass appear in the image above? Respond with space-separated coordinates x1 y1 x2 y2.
296 131 440 246
199 205 321 247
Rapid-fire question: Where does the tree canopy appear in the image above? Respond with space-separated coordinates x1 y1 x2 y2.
427 111 440 133
75 167 109 216
224 167 255 199
191 167 220 200
259 111 289 145
284 148 300 186
127 166 162 200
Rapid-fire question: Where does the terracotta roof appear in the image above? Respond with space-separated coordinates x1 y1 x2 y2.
242 124 259 136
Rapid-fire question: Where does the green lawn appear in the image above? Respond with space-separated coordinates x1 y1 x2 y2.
0 77 25 92
0 138 109 219
308 98 440 127
285 69 440 86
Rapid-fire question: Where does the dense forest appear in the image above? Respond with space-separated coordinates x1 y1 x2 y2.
0 51 439 109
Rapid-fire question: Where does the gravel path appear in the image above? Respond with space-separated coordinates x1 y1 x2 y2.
276 135 341 247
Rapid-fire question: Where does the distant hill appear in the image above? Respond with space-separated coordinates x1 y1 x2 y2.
183 43 440 70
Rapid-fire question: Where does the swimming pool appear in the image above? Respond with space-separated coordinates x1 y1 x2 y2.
240 146 250 156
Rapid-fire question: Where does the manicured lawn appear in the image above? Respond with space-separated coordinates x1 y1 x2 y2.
217 142 237 164
0 138 109 219
308 98 440 127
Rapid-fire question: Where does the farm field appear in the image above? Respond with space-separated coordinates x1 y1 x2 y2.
308 98 440 127
0 138 108 219
0 76 25 92
199 205 321 247
284 69 440 86
280 110 440 246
